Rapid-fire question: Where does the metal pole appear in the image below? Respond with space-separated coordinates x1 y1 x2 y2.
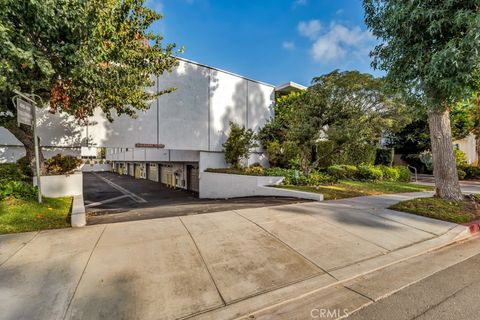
31 102 42 203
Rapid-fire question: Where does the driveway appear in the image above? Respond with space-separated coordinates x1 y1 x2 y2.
0 191 471 320
84 172 307 225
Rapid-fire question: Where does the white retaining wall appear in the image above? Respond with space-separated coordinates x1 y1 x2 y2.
81 163 112 172
199 172 323 201
33 171 83 197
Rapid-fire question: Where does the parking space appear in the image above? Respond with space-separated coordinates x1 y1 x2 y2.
83 172 307 225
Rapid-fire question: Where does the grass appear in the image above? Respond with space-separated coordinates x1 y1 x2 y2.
390 197 479 224
0 197 72 234
278 180 433 201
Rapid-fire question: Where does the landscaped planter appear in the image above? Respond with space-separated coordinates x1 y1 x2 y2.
199 172 323 201
33 171 83 197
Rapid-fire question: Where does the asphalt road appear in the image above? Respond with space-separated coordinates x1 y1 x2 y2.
83 172 307 225
347 249 480 320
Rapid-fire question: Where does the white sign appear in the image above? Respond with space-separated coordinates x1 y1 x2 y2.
16 98 33 126
81 147 98 157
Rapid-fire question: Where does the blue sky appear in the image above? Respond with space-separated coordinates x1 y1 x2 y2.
147 0 380 86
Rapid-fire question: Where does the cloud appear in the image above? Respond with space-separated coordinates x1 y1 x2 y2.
308 22 375 62
297 20 321 40
293 0 307 7
282 41 296 50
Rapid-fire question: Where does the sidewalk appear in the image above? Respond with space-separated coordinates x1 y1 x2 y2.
0 191 473 320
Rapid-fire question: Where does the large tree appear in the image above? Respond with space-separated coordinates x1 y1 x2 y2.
0 0 179 173
364 0 480 200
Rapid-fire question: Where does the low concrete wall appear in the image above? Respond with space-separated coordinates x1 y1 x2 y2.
81 163 111 172
71 194 86 227
199 172 323 201
33 171 83 197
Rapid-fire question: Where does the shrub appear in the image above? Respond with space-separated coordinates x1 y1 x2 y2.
356 165 384 181
338 144 377 166
244 166 264 176
454 149 468 168
375 148 394 166
223 122 258 169
307 170 337 185
379 165 400 181
396 166 412 182
0 163 25 184
249 162 262 168
264 168 308 185
17 156 33 178
464 165 480 180
0 181 37 200
340 165 358 179
458 169 467 180
327 165 347 179
419 151 433 171
45 154 82 175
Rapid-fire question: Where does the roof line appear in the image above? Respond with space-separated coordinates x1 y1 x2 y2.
175 56 276 88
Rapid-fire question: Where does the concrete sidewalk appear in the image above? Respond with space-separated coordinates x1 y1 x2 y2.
0 191 472 320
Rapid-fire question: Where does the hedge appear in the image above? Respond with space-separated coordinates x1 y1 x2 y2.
375 148 394 166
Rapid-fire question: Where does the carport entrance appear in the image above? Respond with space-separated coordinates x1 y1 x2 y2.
83 172 306 225
187 165 199 192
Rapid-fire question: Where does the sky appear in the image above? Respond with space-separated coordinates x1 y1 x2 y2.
147 0 381 87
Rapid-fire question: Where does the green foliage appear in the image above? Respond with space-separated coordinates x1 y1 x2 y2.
0 164 25 184
356 165 384 181
364 1 480 112
340 165 359 179
336 144 377 166
223 122 258 169
379 165 400 181
0 181 37 200
16 156 33 178
454 149 468 169
464 165 480 180
327 165 347 180
306 171 337 185
396 166 412 182
375 148 394 166
45 154 82 175
457 169 467 180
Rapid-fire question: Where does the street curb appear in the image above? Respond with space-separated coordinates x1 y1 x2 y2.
71 194 86 227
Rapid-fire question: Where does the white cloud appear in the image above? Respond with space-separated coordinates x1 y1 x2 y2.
293 0 307 7
297 20 322 39
282 41 296 50
309 22 375 62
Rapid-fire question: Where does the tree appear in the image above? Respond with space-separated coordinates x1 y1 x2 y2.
223 122 258 169
0 0 179 173
364 1 480 200
260 70 408 174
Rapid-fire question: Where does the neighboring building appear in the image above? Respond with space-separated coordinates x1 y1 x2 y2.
0 58 303 192
454 133 478 165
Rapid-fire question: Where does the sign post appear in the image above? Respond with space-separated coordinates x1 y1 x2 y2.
12 91 43 204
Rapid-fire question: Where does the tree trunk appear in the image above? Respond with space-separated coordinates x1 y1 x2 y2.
4 120 45 175
427 109 463 201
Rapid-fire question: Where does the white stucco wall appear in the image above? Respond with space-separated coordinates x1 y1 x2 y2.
454 133 477 164
33 171 83 197
199 172 323 201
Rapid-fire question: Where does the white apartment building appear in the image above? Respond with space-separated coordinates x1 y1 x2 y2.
0 58 302 192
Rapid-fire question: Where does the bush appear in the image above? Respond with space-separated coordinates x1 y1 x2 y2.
17 156 33 178
244 166 264 176
307 170 337 185
264 168 308 185
458 169 467 180
464 165 480 180
454 149 468 168
0 163 25 184
356 165 384 181
375 148 394 166
396 166 412 182
338 144 377 166
223 122 258 169
45 154 82 175
0 181 37 200
327 165 347 179
379 165 400 181
340 165 358 179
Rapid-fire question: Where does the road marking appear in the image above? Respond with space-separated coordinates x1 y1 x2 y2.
92 173 147 203
85 195 131 208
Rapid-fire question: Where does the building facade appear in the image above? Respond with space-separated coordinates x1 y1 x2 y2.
0 58 300 192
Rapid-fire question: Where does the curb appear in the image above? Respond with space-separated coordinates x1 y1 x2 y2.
71 194 86 227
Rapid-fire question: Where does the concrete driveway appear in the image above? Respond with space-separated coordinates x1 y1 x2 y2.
84 172 306 225
0 192 471 320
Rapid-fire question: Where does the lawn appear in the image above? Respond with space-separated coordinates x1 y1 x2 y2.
390 197 479 224
279 180 433 201
0 197 72 234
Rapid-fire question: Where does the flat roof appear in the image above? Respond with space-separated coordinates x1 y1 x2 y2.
275 82 307 92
